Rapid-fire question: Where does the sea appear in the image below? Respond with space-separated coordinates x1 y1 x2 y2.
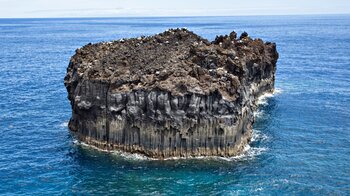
0 15 349 195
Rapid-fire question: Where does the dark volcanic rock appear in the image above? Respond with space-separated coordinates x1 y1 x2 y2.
64 28 278 158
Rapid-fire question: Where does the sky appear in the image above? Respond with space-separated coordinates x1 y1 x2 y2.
0 0 349 18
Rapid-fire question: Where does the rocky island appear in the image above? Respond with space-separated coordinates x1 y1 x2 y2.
64 29 278 159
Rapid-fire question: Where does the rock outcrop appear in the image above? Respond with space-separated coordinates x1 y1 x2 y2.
64 28 278 158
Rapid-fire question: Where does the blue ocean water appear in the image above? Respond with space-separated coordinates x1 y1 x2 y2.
0 15 349 195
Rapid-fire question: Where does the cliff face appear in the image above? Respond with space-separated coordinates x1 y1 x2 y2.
64 29 278 158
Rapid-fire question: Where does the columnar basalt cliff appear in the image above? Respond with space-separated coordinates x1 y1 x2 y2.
64 29 278 158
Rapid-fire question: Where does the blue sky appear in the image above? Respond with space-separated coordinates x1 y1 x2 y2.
0 0 349 18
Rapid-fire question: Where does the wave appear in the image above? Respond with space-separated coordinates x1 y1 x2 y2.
274 88 282 95
73 139 152 160
257 93 274 106
256 88 282 106
59 121 69 128
112 151 152 161
253 110 264 118
251 129 269 142
226 145 268 161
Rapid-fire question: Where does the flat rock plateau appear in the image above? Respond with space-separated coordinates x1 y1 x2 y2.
64 29 278 159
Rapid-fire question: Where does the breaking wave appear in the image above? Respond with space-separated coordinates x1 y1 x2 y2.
59 121 69 128
254 110 264 118
251 129 270 142
257 93 274 106
257 88 282 106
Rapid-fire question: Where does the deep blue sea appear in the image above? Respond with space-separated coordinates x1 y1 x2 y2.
0 15 349 195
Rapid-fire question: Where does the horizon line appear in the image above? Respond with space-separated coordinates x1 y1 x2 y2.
0 13 349 20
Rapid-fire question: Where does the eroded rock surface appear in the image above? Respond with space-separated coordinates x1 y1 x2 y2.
64 29 278 158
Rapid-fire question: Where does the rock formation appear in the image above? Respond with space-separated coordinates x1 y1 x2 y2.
64 28 278 158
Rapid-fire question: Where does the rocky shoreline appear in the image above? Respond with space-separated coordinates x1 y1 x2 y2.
64 28 278 159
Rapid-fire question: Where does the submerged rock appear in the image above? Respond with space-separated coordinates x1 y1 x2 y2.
64 28 278 158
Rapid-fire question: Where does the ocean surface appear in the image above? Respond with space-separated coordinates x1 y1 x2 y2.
0 15 349 195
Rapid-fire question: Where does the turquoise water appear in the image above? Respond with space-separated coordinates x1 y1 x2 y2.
0 15 349 195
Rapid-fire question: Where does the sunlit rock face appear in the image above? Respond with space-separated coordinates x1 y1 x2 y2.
64 29 278 158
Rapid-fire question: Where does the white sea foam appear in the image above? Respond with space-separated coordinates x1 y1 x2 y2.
74 144 268 162
72 139 153 160
74 140 111 153
72 128 269 162
253 110 264 118
251 129 269 142
274 88 282 95
256 88 282 106
72 139 79 144
59 121 69 128
257 92 274 106
112 151 152 161
224 145 268 161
